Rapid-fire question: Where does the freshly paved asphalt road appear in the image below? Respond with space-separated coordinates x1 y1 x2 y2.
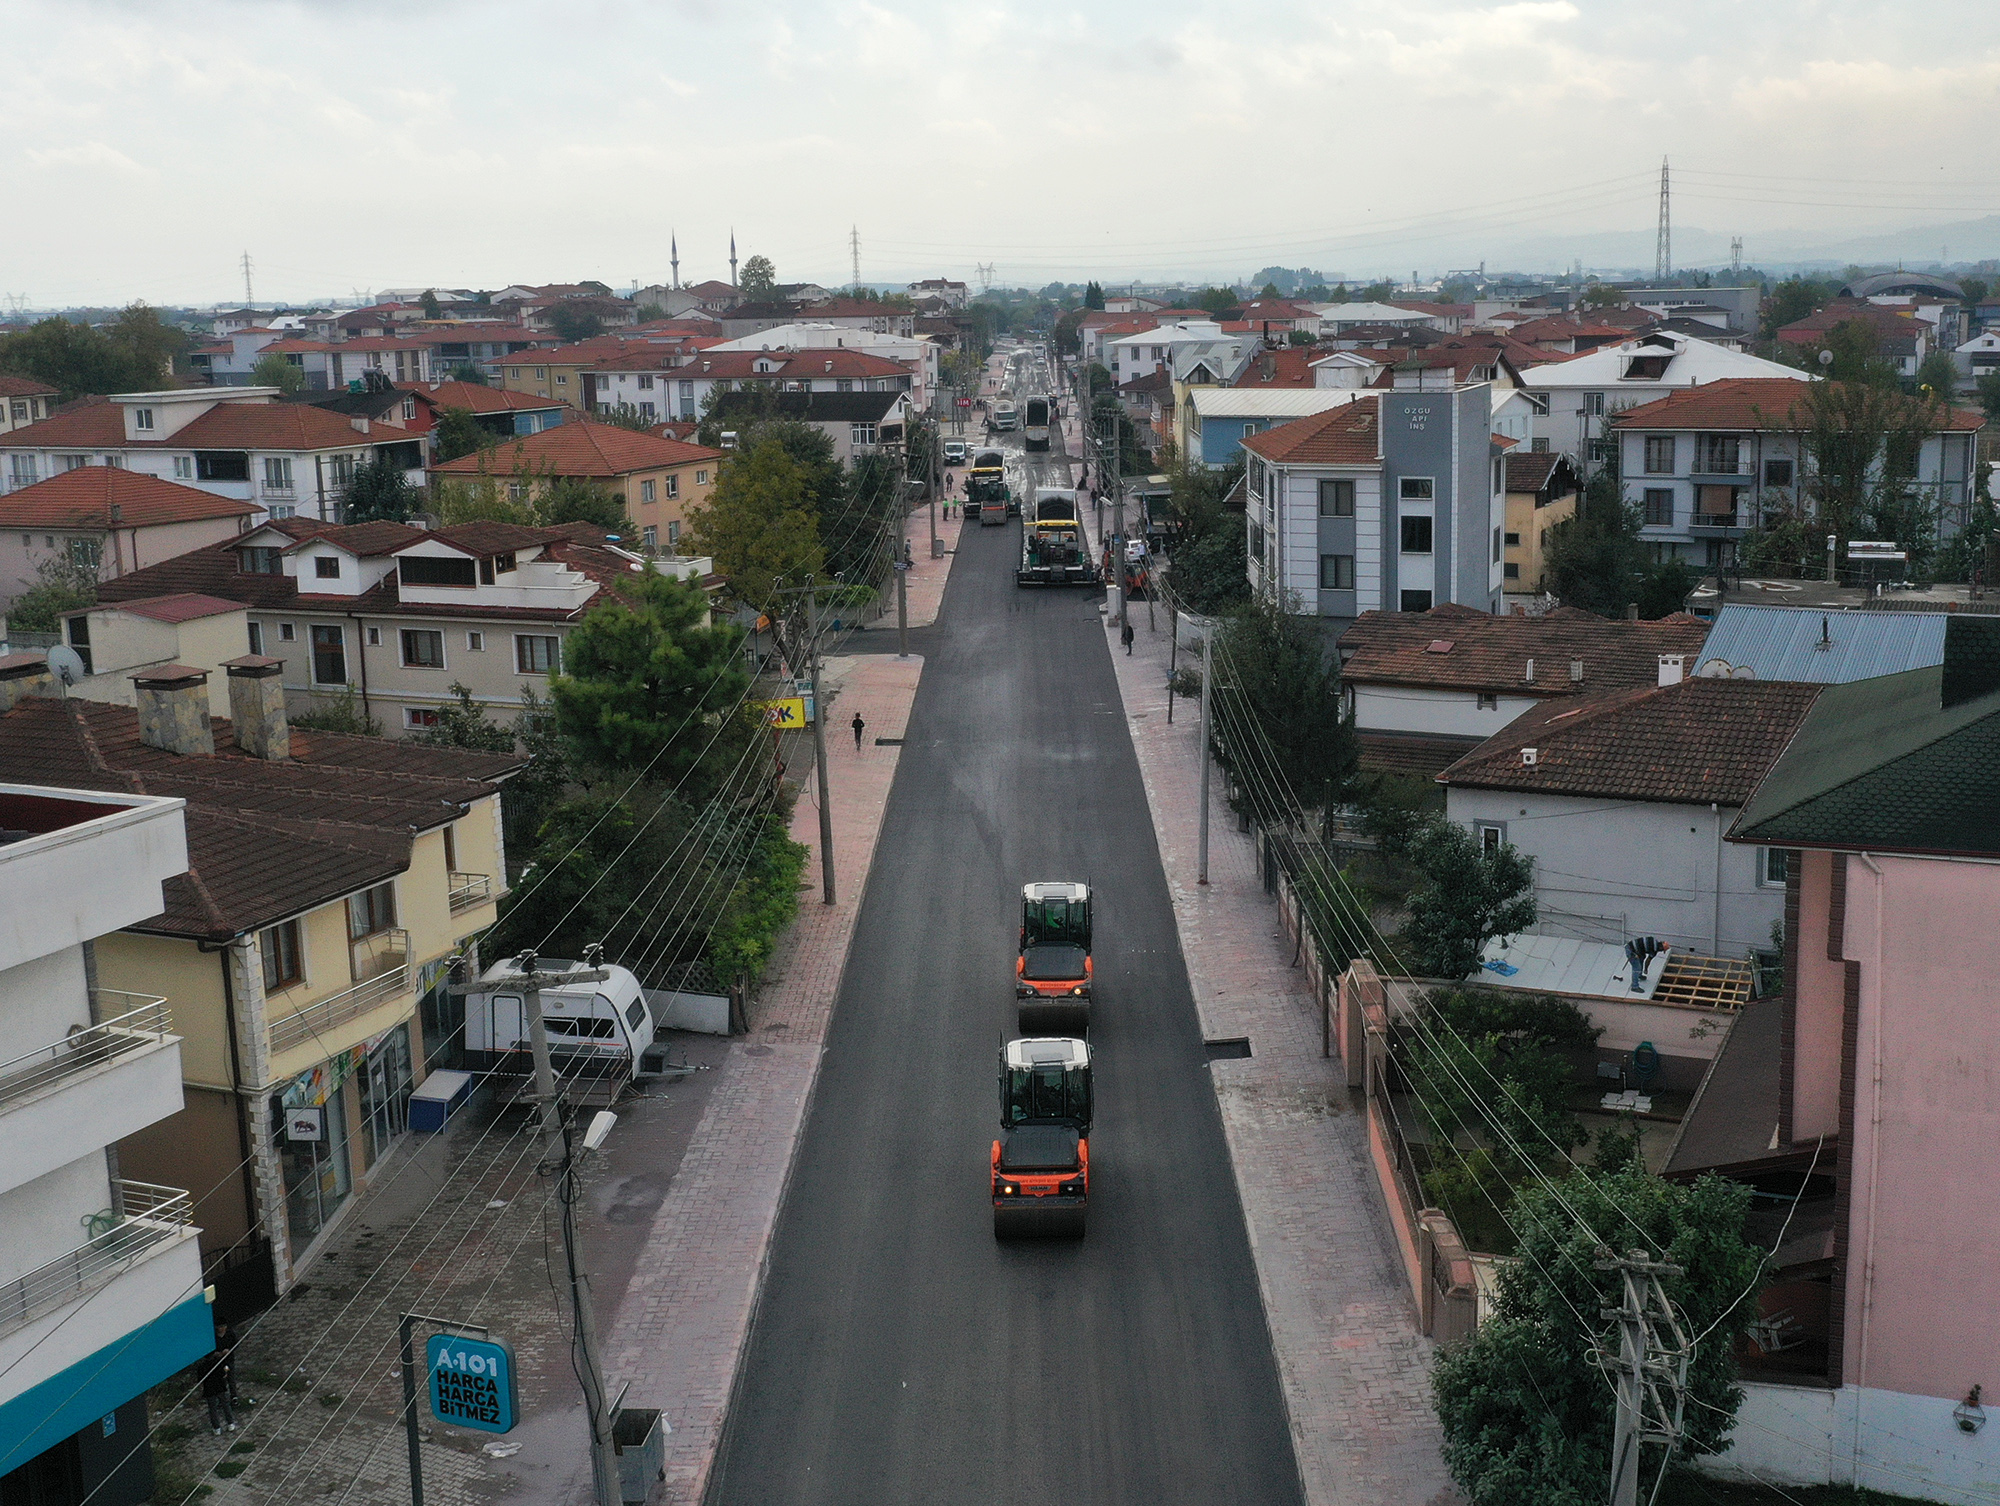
705 428 1305 1505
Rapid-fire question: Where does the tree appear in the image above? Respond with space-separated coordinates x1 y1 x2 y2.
539 477 629 531
449 362 489 386
432 478 538 527
1286 330 1318 347
250 353 305 393
1433 1164 1764 1505
1792 378 1944 565
1761 276 1834 339
1083 281 1105 310
547 570 753 798
597 403 655 433
1541 469 1643 615
738 255 777 300
434 407 496 464
1809 318 1901 389
420 289 443 320
548 303 603 342
1169 510 1252 616
1961 276 1989 308
342 457 420 523
1401 814 1536 979
1577 283 1626 310
1361 281 1397 302
1914 347 1961 399
1195 286 1240 316
1052 309 1086 357
410 681 517 754
107 304 190 383
634 302 667 323
2 552 99 632
1977 372 2000 422
290 686 381 736
685 438 825 610
1210 596 1359 829
0 315 149 399
1259 281 1282 299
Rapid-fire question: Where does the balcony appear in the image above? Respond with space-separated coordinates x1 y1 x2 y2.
269 929 410 1056
0 992 184 1197
1689 511 1746 534
0 1180 195 1341
448 872 492 914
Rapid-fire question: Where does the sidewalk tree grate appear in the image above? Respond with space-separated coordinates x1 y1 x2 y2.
874 737 904 746
1204 1037 1253 1060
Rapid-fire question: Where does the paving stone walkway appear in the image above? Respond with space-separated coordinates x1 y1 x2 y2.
1102 603 1460 1506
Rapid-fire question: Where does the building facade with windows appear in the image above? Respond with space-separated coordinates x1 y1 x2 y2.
0 375 57 438
0 662 519 1314
1610 377 1984 571
0 773 209 1506
82 517 714 734
1239 385 1504 629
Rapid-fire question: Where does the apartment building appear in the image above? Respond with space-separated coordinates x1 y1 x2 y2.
0 659 520 1311
0 467 256 610
0 376 57 438
0 767 209 1506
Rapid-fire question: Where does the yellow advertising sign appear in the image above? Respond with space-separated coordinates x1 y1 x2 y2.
760 697 809 728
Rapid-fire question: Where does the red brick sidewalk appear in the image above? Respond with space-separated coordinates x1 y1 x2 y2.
1103 609 1458 1506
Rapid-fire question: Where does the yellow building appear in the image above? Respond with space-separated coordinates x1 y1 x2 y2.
0 658 521 1306
1502 451 1580 600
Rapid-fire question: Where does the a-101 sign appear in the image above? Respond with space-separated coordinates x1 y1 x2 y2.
427 1333 518 1434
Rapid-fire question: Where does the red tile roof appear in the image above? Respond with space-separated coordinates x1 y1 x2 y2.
1439 677 1824 804
402 380 565 414
0 375 58 398
429 417 724 478
1230 348 1321 388
169 402 380 451
1607 377 1982 433
0 404 127 448
1338 603 1710 696
1240 397 1381 465
0 467 257 529
117 593 249 624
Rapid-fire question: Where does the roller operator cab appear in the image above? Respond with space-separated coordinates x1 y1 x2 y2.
1016 881 1092 1034
992 1037 1092 1239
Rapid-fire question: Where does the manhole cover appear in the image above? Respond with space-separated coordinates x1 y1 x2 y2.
1204 1038 1252 1060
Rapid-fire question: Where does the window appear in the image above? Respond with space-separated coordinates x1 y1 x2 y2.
134 408 154 430
346 881 397 940
516 634 560 674
1399 589 1433 612
1643 436 1675 474
264 457 294 490
67 536 102 569
278 621 296 642
1698 435 1741 473
315 555 341 580
401 396 417 421
247 621 264 655
1758 848 1791 888
1319 554 1354 589
640 401 656 419
695 469 708 485
667 520 680 548
1492 526 1502 564
327 453 355 486
640 479 656 503
1764 458 1794 488
1531 437 1549 453
1642 488 1673 526
642 525 658 551
1503 562 1520 579
60 453 87 472
836 378 854 392
399 555 477 588
493 552 515 574
1398 476 1434 501
1582 392 1604 417
508 367 522 379
1400 515 1434 553
401 629 445 668
261 920 303 991
1318 478 1355 517
173 455 194 479
665 473 679 500
534 367 547 379
1504 532 1521 547
365 626 382 647
1588 438 1614 463
9 456 37 486
1477 693 1499 710
851 423 878 447
466 631 484 652
1474 821 1506 855
405 707 441 729
7 401 24 422
310 623 346 684
637 374 654 390
555 373 568 385
1527 392 1550 415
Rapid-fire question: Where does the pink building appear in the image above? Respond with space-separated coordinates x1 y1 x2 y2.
1672 618 2000 1501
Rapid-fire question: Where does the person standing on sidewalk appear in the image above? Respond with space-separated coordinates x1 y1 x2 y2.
200 1336 236 1434
852 711 866 751
1121 620 1135 655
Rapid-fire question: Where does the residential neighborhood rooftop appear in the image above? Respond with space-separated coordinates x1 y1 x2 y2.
1339 603 1712 695
0 466 259 528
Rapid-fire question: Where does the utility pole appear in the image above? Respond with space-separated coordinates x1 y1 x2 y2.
895 440 910 658
1197 628 1213 885
1592 1247 1690 1506
478 949 623 1506
929 415 941 558
1108 407 1126 627
808 585 836 904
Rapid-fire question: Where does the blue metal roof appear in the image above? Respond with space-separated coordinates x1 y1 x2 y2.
1695 605 1948 684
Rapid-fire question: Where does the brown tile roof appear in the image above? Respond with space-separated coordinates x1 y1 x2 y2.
427 521 554 556
1230 348 1321 388
1338 604 1711 696
118 594 248 624
2 400 388 454
0 467 257 529
402 380 564 414
1357 730 1485 776
1439 676 1824 805
1607 377 1982 434
429 417 724 478
1240 396 1381 465
1504 452 1570 494
0 375 58 398
0 695 521 939
282 520 426 557
0 403 128 448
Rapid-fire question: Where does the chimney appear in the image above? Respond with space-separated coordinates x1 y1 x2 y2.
132 665 214 757
1624 603 1639 620
1524 657 1536 684
224 655 290 759
0 652 56 711
1569 658 1585 683
1657 654 1684 687
1521 747 1538 766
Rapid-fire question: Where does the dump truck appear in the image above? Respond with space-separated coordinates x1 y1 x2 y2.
991 1036 1092 1239
1016 881 1092 1034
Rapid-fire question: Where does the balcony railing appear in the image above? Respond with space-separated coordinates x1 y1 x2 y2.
1689 512 1745 531
269 930 410 1055
0 1180 194 1339
0 993 173 1117
448 872 492 914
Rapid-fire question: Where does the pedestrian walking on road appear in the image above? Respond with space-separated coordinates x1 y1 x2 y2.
1121 621 1135 655
852 712 866 751
201 1337 236 1434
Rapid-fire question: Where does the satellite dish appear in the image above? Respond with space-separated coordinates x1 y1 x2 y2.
46 645 86 687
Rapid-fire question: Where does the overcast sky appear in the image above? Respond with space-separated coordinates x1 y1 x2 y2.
7 0 2000 307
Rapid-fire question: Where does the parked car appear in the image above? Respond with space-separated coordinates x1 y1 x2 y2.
943 441 969 466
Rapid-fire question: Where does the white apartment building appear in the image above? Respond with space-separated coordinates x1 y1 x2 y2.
703 323 941 410
0 773 209 1506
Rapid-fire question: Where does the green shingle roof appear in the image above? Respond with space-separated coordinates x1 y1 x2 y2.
1730 663 2000 857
